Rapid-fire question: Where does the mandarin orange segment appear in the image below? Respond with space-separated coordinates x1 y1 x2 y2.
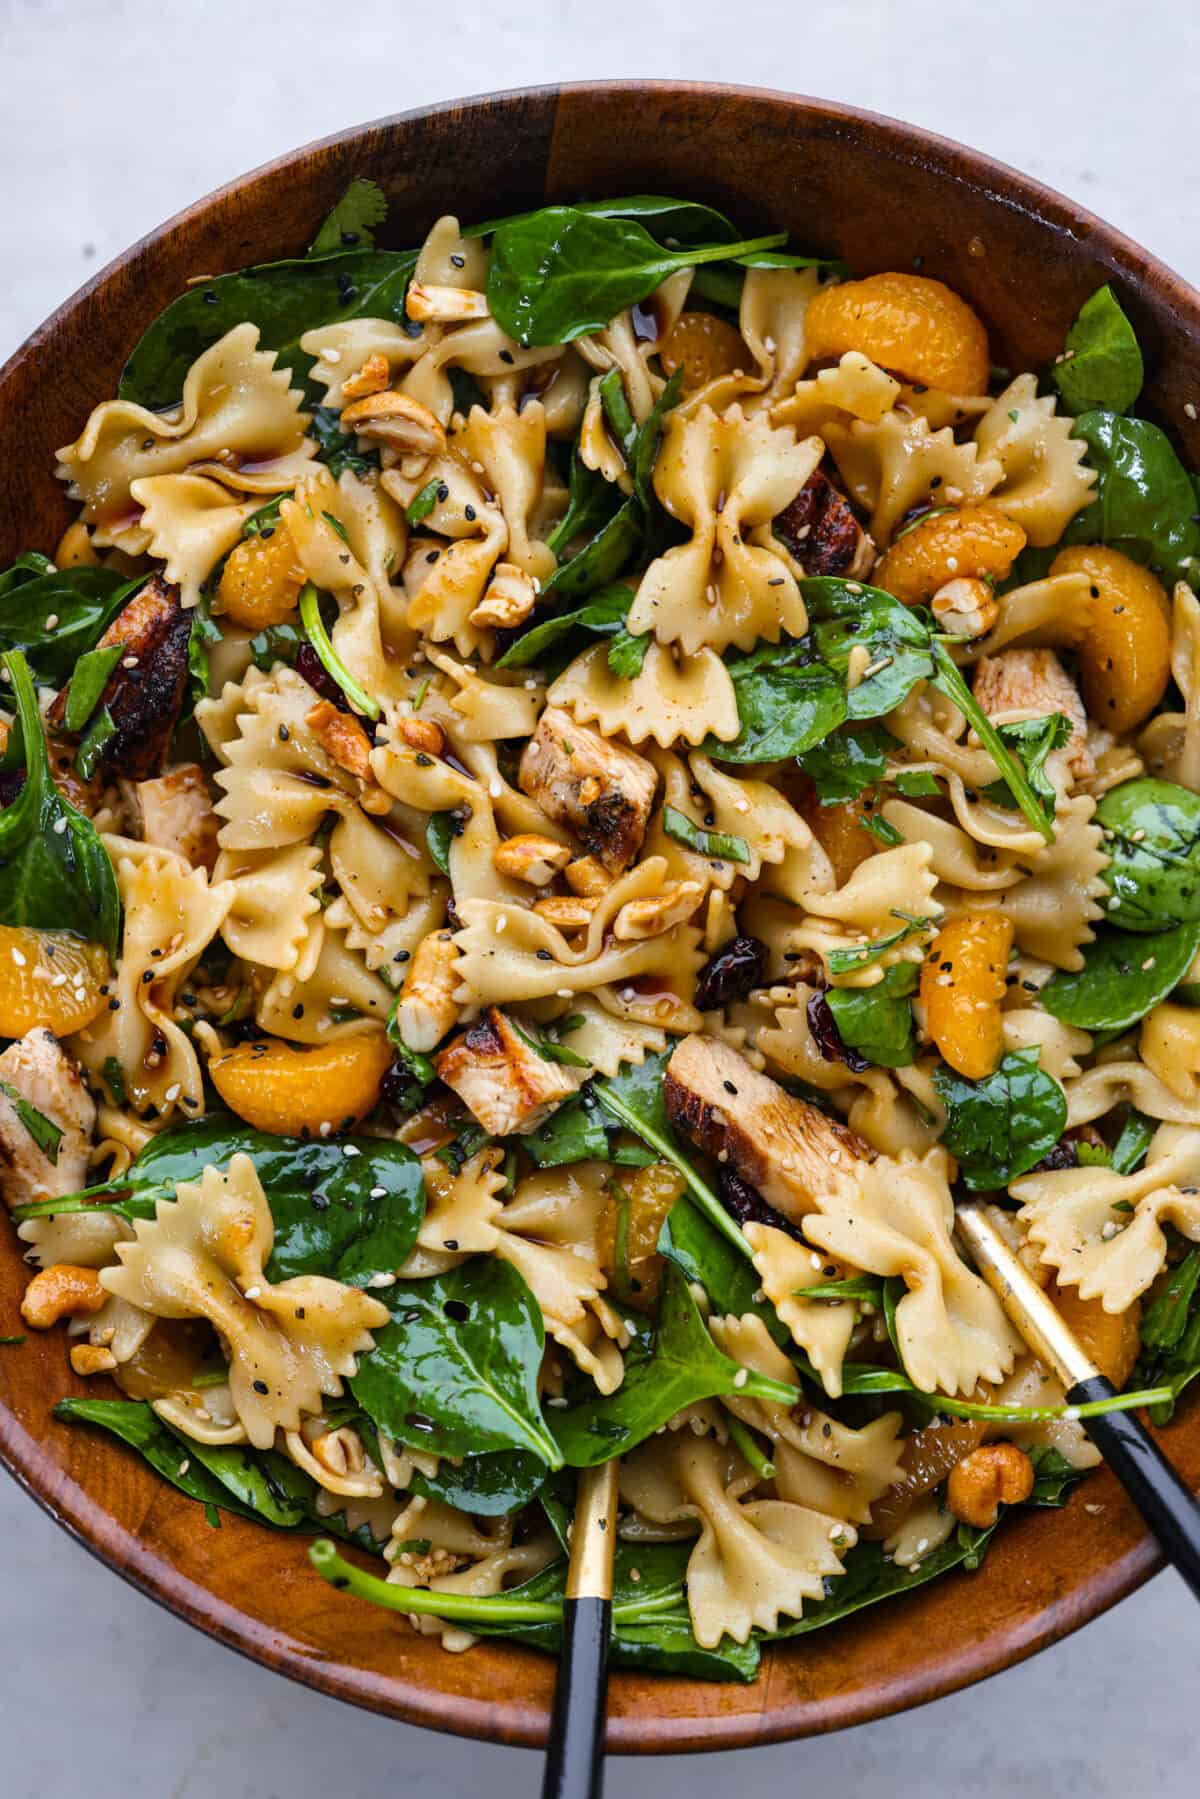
0 926 109 1037
804 272 991 396
1049 543 1171 732
216 519 307 630
1051 1282 1141 1385
208 1032 392 1136
659 310 750 396
793 786 878 884
921 913 1014 1080
874 503 1026 603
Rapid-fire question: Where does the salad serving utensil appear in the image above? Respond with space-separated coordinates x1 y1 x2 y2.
541 1462 619 1799
955 1202 1200 1600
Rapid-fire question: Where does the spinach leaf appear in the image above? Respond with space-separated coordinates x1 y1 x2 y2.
510 1020 590 1069
411 1448 547 1517
120 249 419 409
310 404 381 479
796 723 895 803
804 577 936 720
56 1398 386 1545
1039 919 1200 1032
1136 1248 1200 1424
658 1201 788 1345
591 1052 749 1257
309 178 388 256
248 620 305 672
0 1083 62 1163
523 1090 614 1167
351 1259 561 1466
548 1266 798 1466
486 207 787 347
630 366 684 514
892 769 942 798
704 640 847 763
17 1118 426 1288
468 194 743 245
1065 412 1200 583
768 1525 996 1640
606 628 650 678
495 584 634 671
981 714 1072 827
662 804 750 865
62 644 125 732
424 810 458 875
54 1398 263 1522
542 496 643 600
934 1048 1067 1189
1095 778 1200 932
1112 1109 1155 1175
0 564 139 683
405 479 442 527
1026 1445 1087 1507
544 451 619 560
0 652 120 956
825 909 938 978
1054 286 1144 415
826 962 918 1068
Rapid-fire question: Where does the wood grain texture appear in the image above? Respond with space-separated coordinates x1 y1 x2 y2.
1 80 1199 1753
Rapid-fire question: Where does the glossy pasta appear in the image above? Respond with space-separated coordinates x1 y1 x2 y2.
3 182 1199 1682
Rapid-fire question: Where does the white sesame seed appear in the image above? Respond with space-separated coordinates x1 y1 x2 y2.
323 348 343 364
122 655 139 670
342 1144 361 1157
367 1271 396 1288
243 1286 262 1300
370 1186 387 1198
52 816 68 835
45 613 59 630
178 1459 190 1475
318 1120 333 1137
732 1369 748 1389
10 948 25 967
556 988 572 999
1186 402 1198 421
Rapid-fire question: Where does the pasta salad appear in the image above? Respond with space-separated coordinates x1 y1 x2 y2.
2 180 1199 1681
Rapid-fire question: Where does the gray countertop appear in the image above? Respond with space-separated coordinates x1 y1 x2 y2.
2 1 1197 1791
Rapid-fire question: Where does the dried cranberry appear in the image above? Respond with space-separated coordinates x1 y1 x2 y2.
295 643 350 711
694 935 768 1011
806 991 868 1073
1030 1140 1078 1173
718 1168 805 1241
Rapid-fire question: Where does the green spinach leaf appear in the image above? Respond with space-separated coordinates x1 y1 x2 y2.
0 1083 62 1163
1112 1109 1156 1175
351 1258 561 1466
545 451 619 560
662 804 750 865
796 723 895 803
309 178 389 256
486 207 787 347
1040 919 1200 1032
120 249 419 409
542 496 643 600
934 1048 1067 1189
826 962 918 1068
703 639 847 764
1137 1248 1200 1424
548 1266 798 1466
17 1118 426 1287
768 1525 996 1639
1095 778 1200 932
411 1448 547 1517
1065 411 1200 584
1026 1445 1087 1507
1054 286 1144 415
803 577 936 720
657 1201 788 1344
495 584 634 670
0 652 120 955
0 563 139 684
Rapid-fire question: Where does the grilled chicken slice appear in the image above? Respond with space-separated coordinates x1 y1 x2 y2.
972 648 1092 782
436 1007 585 1136
130 764 219 870
663 1034 872 1223
773 469 875 579
518 707 657 874
49 573 191 779
0 1029 95 1209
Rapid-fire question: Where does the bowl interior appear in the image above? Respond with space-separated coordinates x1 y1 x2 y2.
1 80 1198 1751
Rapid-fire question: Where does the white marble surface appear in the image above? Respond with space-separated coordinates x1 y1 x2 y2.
2 0 1199 1792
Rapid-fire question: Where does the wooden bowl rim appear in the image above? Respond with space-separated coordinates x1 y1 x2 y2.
0 79 1194 1753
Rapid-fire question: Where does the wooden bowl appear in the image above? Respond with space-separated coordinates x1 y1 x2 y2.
1 81 1197 1753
